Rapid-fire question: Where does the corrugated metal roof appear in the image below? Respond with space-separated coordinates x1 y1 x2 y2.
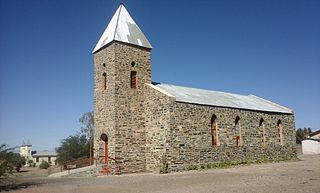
153 83 293 114
93 4 152 53
32 150 57 157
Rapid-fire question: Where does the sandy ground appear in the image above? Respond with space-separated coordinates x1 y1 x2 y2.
2 154 320 193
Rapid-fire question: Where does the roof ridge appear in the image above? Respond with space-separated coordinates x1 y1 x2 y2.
113 4 122 40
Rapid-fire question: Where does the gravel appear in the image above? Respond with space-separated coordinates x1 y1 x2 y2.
4 154 320 193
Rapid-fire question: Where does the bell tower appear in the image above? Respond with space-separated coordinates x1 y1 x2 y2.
93 4 152 173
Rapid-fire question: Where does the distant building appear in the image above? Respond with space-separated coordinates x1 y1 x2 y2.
308 129 320 140
302 130 320 154
302 139 320 154
19 140 33 165
19 141 57 166
32 150 57 166
93 4 296 173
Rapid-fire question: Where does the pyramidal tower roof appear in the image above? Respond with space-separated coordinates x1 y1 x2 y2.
93 4 152 53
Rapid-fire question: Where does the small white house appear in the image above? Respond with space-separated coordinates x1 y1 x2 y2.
302 139 320 154
32 150 57 166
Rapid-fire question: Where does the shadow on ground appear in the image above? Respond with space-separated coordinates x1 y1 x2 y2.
0 181 43 192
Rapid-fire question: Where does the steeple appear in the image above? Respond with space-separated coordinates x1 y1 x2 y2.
27 140 32 147
93 4 152 53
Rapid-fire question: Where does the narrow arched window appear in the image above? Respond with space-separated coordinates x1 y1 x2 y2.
211 114 218 147
259 118 266 147
102 73 107 90
131 71 137 89
235 116 241 146
277 120 283 145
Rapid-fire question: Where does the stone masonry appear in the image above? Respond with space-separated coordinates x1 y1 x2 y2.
144 85 296 172
94 42 151 174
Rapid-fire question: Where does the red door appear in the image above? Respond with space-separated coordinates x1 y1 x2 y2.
104 142 108 164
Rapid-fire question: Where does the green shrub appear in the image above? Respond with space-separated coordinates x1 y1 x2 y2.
39 161 50 169
186 164 198 170
205 163 212 169
28 160 34 167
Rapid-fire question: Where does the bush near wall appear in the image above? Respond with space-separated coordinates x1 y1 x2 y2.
39 161 50 169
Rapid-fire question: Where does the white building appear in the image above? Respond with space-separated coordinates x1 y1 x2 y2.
302 139 320 154
19 140 33 165
308 130 320 140
19 141 57 166
32 150 57 166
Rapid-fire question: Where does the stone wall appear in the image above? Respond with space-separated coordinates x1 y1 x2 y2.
145 84 175 172
113 42 151 173
93 43 116 168
167 102 296 172
93 41 151 174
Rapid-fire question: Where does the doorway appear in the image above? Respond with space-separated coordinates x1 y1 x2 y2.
100 133 108 164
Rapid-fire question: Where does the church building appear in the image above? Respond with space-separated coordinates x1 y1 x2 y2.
93 4 296 174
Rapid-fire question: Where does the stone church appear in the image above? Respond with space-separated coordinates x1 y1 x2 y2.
93 4 296 174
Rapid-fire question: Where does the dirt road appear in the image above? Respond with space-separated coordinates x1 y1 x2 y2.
5 154 320 193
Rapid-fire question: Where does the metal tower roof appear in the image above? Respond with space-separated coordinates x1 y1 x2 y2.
93 4 152 53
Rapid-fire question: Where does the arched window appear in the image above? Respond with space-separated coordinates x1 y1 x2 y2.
259 118 266 147
130 71 137 89
102 73 107 90
277 120 283 145
235 116 242 146
211 114 218 147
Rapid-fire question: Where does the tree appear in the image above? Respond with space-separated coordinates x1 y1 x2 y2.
79 111 94 164
0 144 26 179
55 134 90 165
55 112 94 166
296 128 313 144
79 111 94 139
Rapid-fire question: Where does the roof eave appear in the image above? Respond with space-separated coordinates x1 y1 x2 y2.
92 40 152 54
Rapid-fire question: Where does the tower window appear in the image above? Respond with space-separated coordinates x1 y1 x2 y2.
103 63 106 67
211 114 218 147
131 61 136 67
259 118 266 147
277 120 283 145
234 116 242 146
130 71 137 89
102 73 107 90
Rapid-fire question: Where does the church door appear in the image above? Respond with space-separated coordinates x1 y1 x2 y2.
100 133 109 164
104 142 108 164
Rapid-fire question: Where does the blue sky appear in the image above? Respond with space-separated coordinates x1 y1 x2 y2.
1 0 319 151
